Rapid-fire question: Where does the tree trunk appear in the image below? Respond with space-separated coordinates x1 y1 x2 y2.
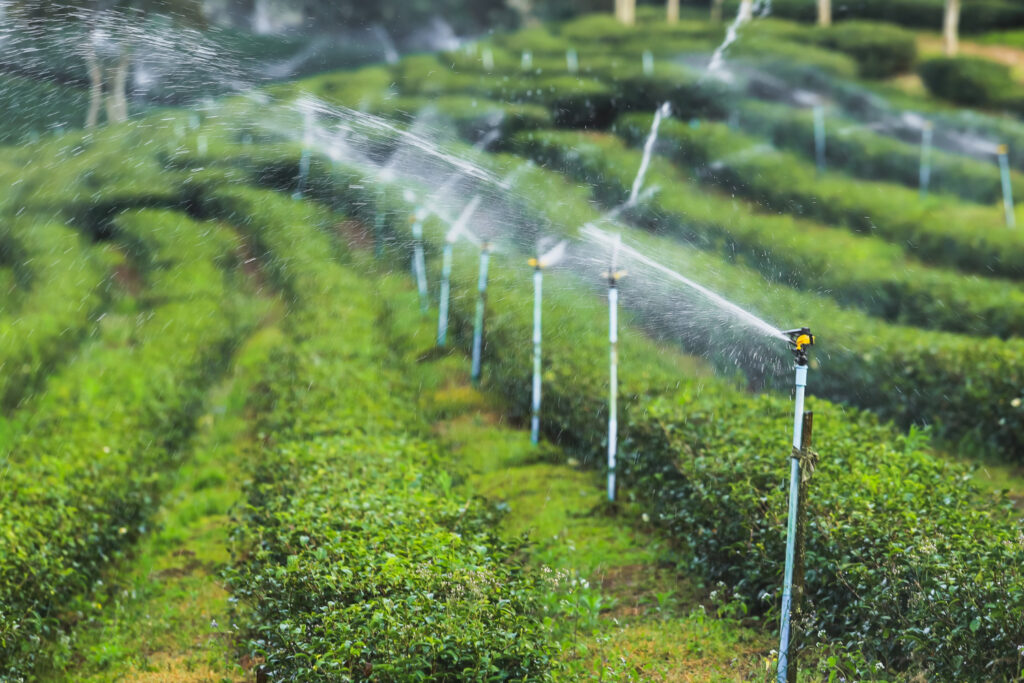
944 0 960 57
85 43 103 129
108 49 130 123
615 0 636 26
711 0 724 22
667 0 679 24
817 0 831 27
738 0 754 22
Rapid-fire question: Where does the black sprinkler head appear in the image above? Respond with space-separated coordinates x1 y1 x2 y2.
783 327 815 366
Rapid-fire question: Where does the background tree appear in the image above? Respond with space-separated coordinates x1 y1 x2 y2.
818 0 831 27
711 0 724 22
614 0 635 25
667 0 679 24
944 0 960 56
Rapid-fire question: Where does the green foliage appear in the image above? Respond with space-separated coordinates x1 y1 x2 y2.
723 0 1024 33
618 115 1024 281
919 56 1020 108
735 99 1018 205
0 209 256 677
212 186 558 679
810 21 916 79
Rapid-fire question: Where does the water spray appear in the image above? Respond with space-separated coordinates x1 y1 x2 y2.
629 102 672 205
528 240 568 445
471 242 493 387
642 50 654 76
813 104 826 175
437 196 482 347
566 48 579 75
602 235 627 502
998 144 1016 229
777 327 815 683
920 121 933 199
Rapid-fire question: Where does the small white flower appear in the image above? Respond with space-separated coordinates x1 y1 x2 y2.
875 662 885 671
1012 397 1022 408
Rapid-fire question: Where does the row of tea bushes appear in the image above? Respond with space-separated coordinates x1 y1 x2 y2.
511 128 1024 458
517 127 1024 340
735 99 1022 205
0 219 114 409
0 209 257 676
420 222 1024 681
616 115 1024 280
208 186 558 679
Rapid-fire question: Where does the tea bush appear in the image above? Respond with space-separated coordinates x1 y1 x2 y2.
809 21 916 78
0 209 256 676
619 115 1024 280
919 56 1020 109
211 186 558 679
735 99 1019 205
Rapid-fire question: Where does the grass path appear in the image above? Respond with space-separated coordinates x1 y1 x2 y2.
65 321 285 682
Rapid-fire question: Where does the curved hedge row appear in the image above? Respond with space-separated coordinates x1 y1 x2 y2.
0 209 256 676
426 223 1024 681
736 99 1021 205
0 220 113 410
207 186 557 679
518 126 1024 340
621 115 1024 280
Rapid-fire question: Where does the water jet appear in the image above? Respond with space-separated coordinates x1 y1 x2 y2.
438 195 482 347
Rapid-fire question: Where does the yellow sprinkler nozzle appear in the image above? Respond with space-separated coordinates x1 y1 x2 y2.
528 257 539 268
998 144 1009 155
783 327 815 365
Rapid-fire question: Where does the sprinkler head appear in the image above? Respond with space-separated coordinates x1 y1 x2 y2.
602 269 628 286
528 257 541 270
998 144 1009 156
783 327 815 366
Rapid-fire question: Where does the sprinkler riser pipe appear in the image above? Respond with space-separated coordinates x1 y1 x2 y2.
999 150 1016 228
437 243 453 346
566 48 579 74
471 249 491 385
777 363 808 683
293 149 311 200
920 125 933 198
642 50 654 76
374 190 385 259
813 106 826 175
411 220 429 313
530 268 543 445
522 50 533 70
608 285 619 502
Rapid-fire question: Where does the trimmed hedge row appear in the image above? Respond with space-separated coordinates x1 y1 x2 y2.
413 217 1024 681
620 115 1024 280
0 220 114 410
0 209 256 676
722 0 1024 33
735 99 1021 205
919 56 1024 111
510 128 1024 457
207 186 558 679
518 125 1024 340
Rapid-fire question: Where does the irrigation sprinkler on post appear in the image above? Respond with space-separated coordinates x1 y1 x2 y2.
813 105 826 175
471 242 492 387
437 196 482 347
567 48 579 75
522 50 533 70
528 240 568 445
998 144 1016 228
920 121 933 199
777 327 816 683
602 236 627 501
408 206 430 313
642 50 654 76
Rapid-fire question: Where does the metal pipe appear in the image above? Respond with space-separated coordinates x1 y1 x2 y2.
471 245 491 386
607 282 619 501
566 48 579 75
999 144 1016 229
920 122 933 199
411 213 429 313
293 148 311 200
522 50 533 70
777 362 808 683
813 105 826 175
437 240 454 346
530 266 543 445
642 50 654 76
